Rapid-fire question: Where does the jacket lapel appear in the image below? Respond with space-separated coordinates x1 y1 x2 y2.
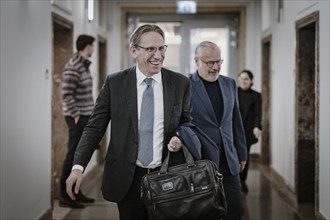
218 75 229 125
243 89 253 121
124 67 138 139
237 88 253 121
162 69 175 137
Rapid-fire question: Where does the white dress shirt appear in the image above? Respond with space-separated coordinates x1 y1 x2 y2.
136 65 164 168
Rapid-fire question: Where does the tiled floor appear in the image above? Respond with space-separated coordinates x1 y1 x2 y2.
242 165 301 220
53 163 313 220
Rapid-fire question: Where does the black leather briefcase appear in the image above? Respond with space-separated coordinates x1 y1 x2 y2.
141 146 227 220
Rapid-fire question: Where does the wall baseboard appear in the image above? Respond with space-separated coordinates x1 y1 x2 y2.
38 208 52 220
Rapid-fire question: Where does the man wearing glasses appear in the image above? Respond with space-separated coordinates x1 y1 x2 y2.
65 24 191 220
189 41 247 219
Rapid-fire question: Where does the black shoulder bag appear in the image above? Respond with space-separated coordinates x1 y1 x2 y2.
141 146 227 220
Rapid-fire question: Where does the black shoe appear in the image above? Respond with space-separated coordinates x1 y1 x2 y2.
59 198 85 209
76 192 95 203
241 181 249 193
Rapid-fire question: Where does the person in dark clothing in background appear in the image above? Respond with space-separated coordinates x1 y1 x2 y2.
237 69 262 193
60 34 96 208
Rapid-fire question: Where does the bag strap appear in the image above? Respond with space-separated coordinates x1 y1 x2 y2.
160 145 195 173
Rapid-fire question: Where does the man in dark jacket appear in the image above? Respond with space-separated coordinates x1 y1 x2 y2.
189 41 247 220
65 24 191 220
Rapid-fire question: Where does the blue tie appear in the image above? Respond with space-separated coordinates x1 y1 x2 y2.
138 78 154 166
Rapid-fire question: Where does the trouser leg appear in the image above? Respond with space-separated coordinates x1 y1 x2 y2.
117 167 149 220
60 116 89 198
220 161 243 220
240 144 251 182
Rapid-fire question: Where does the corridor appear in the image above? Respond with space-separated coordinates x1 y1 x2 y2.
52 162 314 220
1 1 329 220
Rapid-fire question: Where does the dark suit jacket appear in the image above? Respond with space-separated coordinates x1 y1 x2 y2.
238 87 262 146
189 72 247 175
73 66 192 202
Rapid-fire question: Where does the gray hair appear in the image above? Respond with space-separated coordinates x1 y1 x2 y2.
129 24 165 47
195 41 220 57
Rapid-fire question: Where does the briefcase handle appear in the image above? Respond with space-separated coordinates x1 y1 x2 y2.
160 145 195 173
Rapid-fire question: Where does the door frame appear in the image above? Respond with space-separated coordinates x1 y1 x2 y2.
295 10 319 210
261 35 272 166
51 12 73 202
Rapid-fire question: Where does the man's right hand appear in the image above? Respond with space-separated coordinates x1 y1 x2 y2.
74 115 80 124
66 169 83 200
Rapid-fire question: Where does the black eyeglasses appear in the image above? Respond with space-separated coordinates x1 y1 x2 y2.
134 45 168 54
199 58 224 68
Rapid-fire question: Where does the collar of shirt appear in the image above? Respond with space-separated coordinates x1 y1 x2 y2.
136 64 162 86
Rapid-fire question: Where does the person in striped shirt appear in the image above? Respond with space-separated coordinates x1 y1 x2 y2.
60 34 96 209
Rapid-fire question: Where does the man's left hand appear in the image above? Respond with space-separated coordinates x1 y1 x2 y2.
239 161 247 172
